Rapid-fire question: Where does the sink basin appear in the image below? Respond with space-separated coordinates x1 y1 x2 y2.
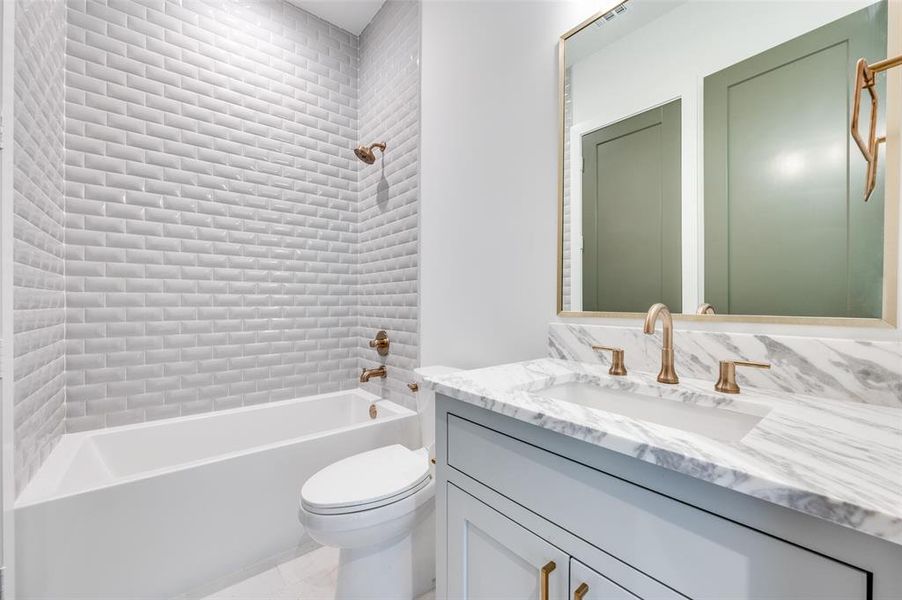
537 382 767 442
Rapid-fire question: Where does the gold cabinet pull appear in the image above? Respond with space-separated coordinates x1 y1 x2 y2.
574 582 589 600
540 561 556 600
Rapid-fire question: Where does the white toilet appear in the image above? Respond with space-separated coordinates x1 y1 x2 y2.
298 366 460 599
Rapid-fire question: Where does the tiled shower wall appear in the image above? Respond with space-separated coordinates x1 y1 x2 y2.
357 1 420 406
63 0 361 431
13 0 68 493
561 66 572 311
11 0 422 491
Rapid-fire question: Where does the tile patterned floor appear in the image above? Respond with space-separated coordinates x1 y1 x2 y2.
202 545 436 600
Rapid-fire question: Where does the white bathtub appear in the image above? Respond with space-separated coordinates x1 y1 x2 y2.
15 389 419 599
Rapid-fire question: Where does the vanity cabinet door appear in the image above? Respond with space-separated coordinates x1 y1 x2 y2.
447 483 569 600
447 414 869 600
570 559 641 600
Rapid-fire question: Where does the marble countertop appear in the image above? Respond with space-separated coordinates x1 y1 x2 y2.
424 358 902 545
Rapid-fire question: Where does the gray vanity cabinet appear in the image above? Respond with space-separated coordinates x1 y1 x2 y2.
447 483 655 600
436 397 894 600
446 484 568 599
570 560 641 600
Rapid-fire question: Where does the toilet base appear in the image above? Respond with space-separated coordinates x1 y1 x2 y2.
334 505 435 599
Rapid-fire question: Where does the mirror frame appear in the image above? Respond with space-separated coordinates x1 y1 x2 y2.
556 0 900 328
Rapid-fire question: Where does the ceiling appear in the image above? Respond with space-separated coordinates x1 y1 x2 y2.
287 0 386 36
565 0 688 67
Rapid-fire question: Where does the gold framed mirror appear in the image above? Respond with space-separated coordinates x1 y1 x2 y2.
557 0 900 327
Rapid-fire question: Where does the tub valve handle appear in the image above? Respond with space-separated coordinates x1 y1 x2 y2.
369 331 390 356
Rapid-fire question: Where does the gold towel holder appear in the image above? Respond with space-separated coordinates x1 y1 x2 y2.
851 53 902 201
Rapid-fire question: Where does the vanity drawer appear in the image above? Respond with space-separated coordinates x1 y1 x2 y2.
446 414 870 600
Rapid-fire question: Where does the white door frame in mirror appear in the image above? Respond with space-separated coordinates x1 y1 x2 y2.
556 0 900 328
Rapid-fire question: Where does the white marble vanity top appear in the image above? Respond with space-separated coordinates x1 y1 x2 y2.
423 358 902 545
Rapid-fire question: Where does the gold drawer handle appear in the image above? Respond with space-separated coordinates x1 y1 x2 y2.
574 582 589 600
540 561 556 600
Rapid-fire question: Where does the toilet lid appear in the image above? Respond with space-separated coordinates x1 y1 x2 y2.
301 445 430 514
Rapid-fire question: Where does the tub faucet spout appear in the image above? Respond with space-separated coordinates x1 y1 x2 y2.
360 366 387 383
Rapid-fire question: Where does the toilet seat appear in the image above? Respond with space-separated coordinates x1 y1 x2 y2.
301 445 430 515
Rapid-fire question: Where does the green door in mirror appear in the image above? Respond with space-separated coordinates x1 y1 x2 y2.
704 3 886 318
581 100 682 313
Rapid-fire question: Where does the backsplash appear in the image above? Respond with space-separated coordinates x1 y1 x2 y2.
549 323 902 407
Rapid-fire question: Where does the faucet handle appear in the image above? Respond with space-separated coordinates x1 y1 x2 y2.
715 360 770 394
591 345 627 376
697 303 716 315
368 330 390 356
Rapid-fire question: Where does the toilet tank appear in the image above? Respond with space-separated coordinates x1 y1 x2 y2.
413 366 461 458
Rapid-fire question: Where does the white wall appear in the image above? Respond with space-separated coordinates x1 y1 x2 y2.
419 0 598 369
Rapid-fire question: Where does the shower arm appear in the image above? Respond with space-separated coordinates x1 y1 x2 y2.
851 53 902 202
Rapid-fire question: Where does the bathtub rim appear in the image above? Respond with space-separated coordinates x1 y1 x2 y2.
17 388 415 508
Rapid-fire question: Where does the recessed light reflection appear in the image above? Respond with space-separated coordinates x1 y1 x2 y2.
773 151 805 179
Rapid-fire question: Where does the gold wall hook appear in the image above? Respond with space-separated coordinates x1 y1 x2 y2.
851 53 902 201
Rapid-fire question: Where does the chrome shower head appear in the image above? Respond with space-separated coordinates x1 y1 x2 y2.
354 142 386 164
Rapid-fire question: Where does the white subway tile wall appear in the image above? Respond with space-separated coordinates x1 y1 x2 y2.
64 0 362 432
10 0 422 492
14 0 68 494
357 1 420 406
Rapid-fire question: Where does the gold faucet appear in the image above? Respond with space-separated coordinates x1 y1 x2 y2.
643 303 679 384
360 366 387 383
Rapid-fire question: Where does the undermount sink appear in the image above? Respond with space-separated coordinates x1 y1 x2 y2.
537 382 768 442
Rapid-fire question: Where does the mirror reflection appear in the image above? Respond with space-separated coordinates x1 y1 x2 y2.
560 0 891 319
